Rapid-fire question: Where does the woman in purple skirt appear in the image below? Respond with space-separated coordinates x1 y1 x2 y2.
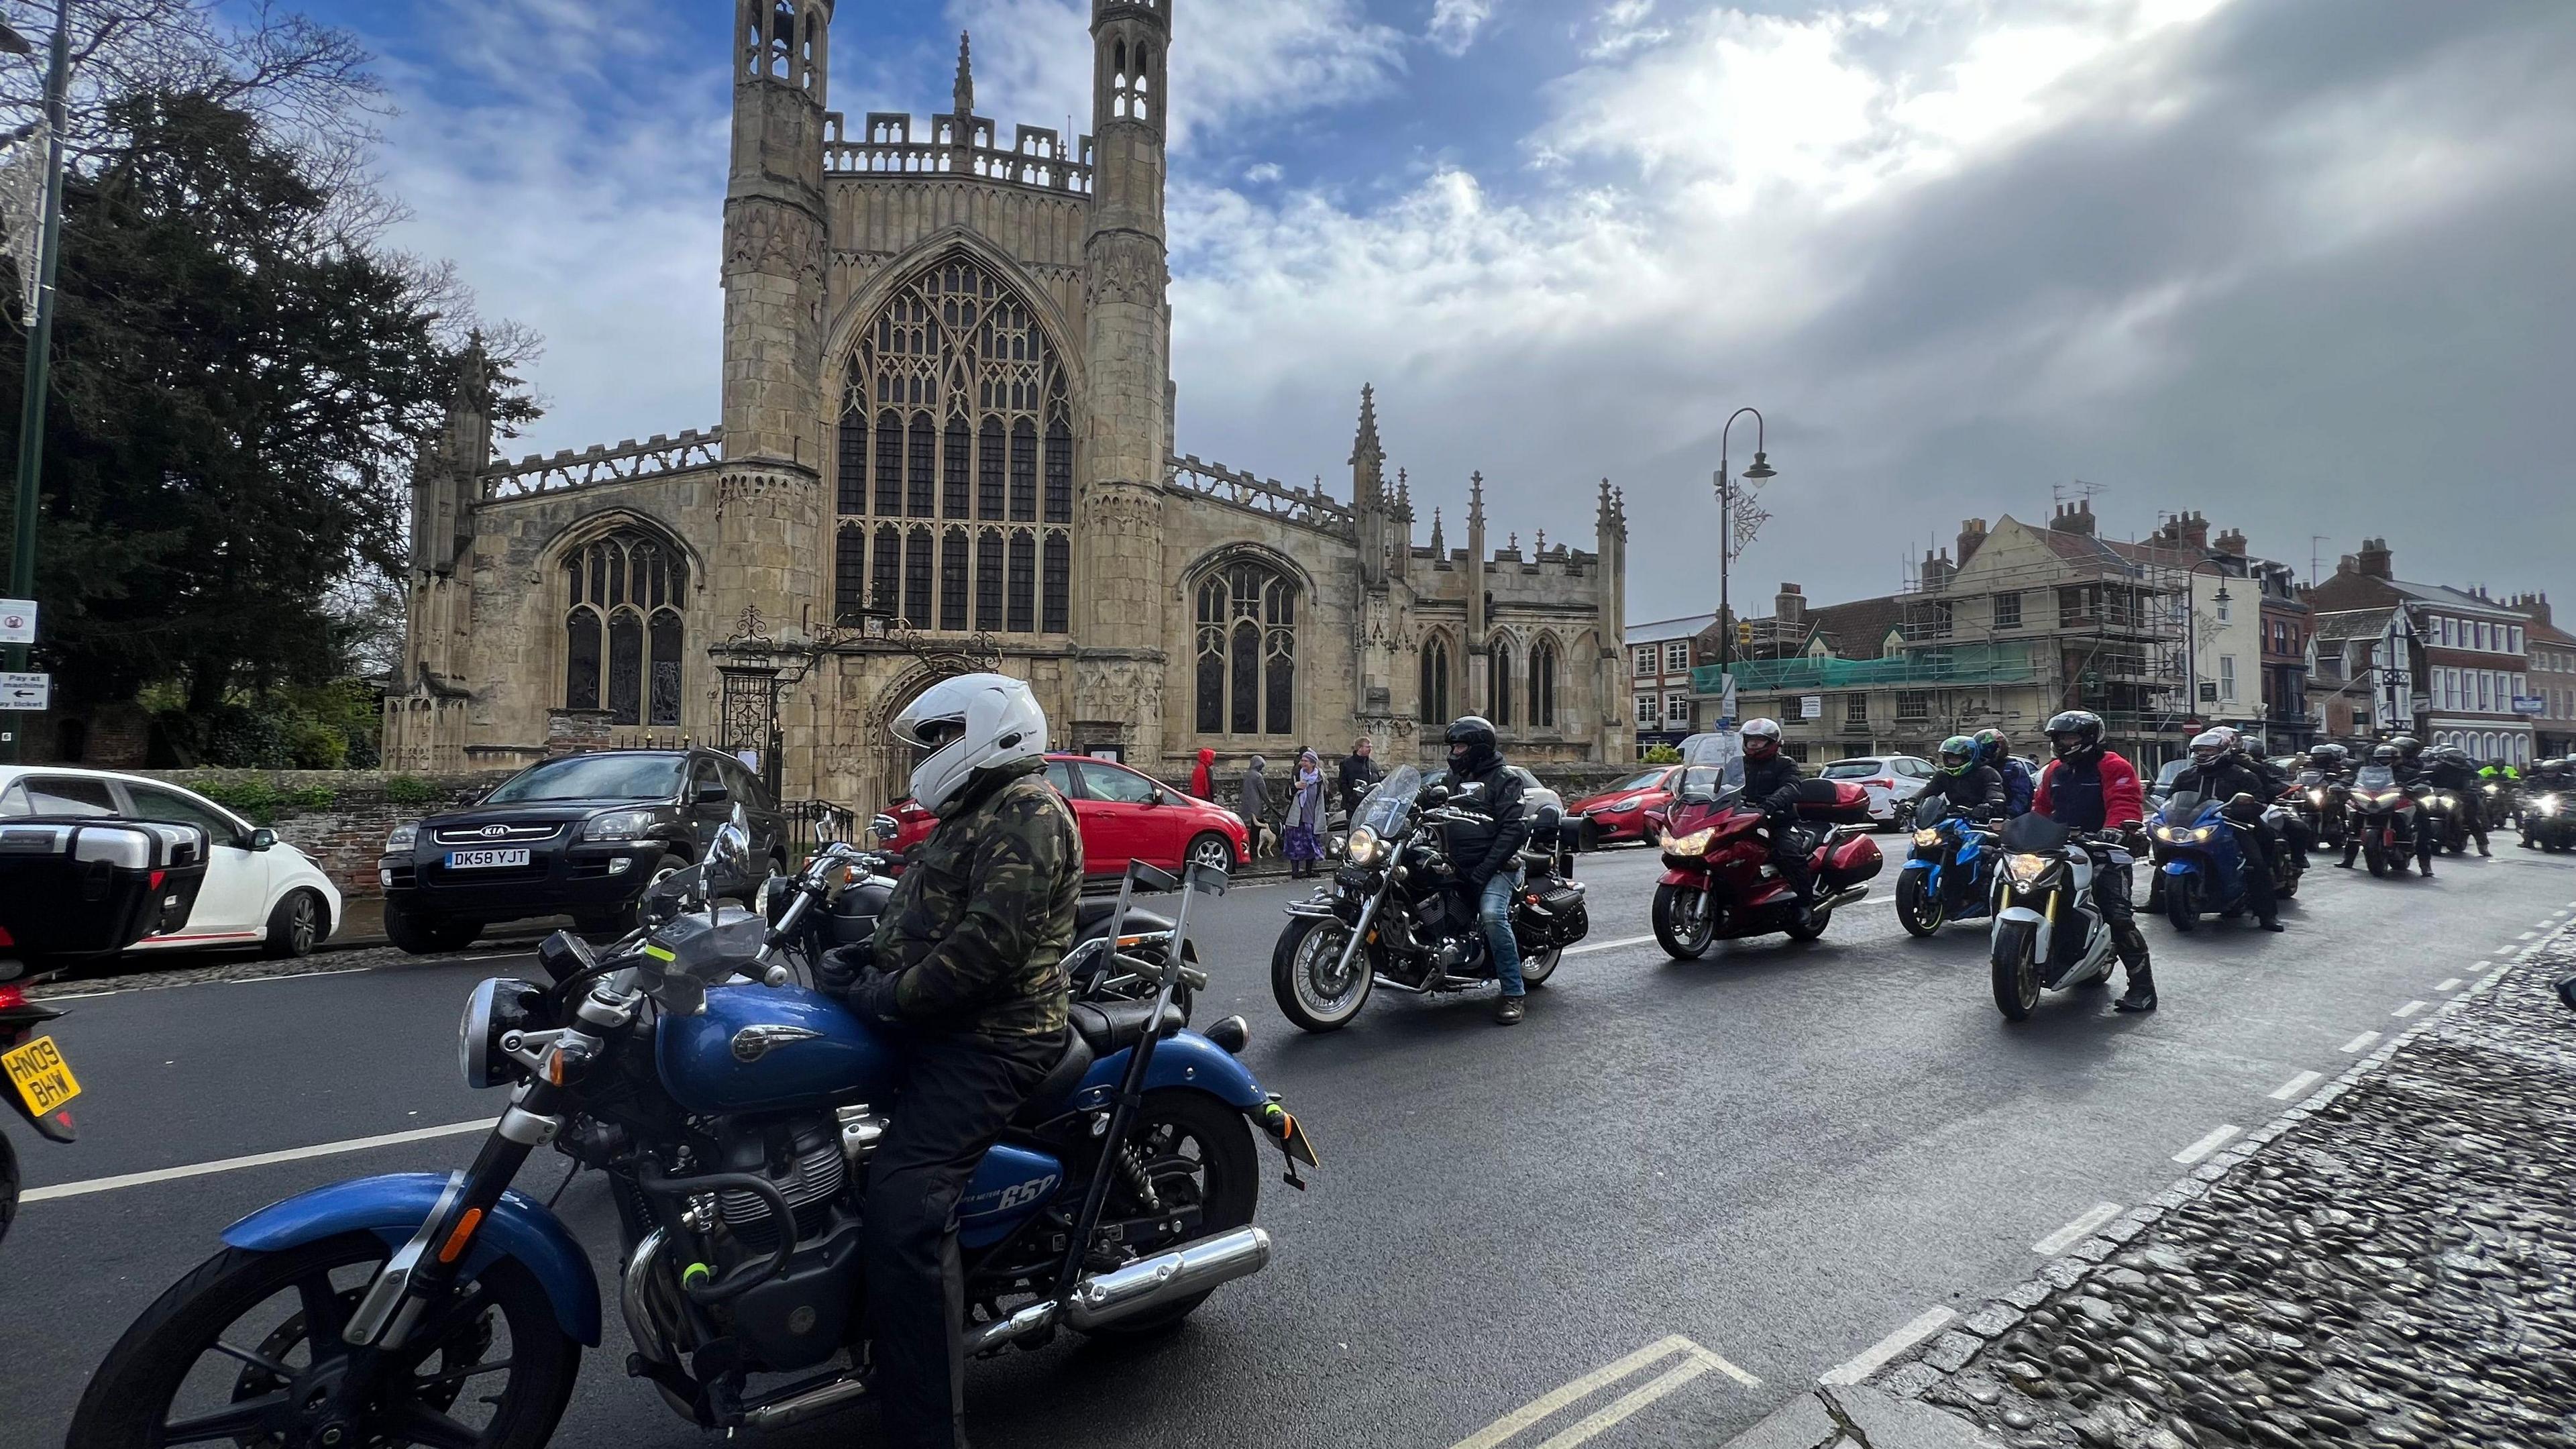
1284 749 1328 879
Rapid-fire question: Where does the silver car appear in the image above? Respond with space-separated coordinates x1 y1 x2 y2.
1818 755 1936 826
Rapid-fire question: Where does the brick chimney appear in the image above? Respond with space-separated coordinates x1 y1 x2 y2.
2516 590 2552 627
1774 582 1807 629
2214 527 2247 558
2355 537 2393 580
2049 500 2096 537
1920 547 1955 592
1957 518 1988 566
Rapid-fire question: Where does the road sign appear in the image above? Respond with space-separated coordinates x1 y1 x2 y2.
0 672 47 710
0 600 32 645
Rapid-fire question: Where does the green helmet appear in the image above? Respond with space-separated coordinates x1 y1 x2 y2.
1937 735 1978 773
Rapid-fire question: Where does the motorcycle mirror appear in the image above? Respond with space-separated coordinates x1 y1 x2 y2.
708 817 754 888
1419 784 1452 808
870 813 902 843
812 812 839 847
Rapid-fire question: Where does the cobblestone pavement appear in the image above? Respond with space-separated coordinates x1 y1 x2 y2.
1758 924 2576 1449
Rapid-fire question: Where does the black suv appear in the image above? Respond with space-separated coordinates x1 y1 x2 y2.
379 749 788 954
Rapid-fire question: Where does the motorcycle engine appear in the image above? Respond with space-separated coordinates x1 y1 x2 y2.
696 1116 867 1373
1430 932 1480 976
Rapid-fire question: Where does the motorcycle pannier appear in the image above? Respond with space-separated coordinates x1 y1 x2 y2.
0 820 211 961
1790 779 1874 824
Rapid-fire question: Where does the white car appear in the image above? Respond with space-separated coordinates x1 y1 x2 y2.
0 767 341 957
1818 755 1937 826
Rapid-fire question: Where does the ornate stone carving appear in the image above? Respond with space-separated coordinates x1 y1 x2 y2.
1085 232 1167 308
723 200 825 280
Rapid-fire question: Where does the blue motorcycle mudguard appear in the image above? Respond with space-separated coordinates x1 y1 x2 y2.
2162 859 2201 877
1063 1029 1268 1113
222 1172 602 1346
1900 857 1934 871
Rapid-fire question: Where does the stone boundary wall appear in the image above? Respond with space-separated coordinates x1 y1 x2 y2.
132 769 514 900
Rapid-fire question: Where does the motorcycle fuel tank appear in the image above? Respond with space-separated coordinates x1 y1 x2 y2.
657 984 901 1116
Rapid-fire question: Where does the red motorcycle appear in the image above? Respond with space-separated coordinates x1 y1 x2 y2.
1645 769 1884 957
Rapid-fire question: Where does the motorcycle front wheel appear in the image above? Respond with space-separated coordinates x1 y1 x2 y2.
1990 918 2041 1021
1895 870 1944 937
1652 882 1717 959
1271 916 1373 1032
2364 835 2388 877
69 1231 580 1449
2165 873 2200 932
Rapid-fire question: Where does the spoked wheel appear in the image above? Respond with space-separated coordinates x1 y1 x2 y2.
1077 1089 1260 1336
68 1231 579 1448
2165 874 2200 932
1186 833 1238 873
1271 916 1373 1032
1652 882 1716 959
1895 871 1944 938
1990 919 2041 1021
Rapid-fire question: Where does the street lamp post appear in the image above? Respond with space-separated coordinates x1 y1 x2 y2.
1 1 68 763
1711 407 1776 727
2182 556 2233 735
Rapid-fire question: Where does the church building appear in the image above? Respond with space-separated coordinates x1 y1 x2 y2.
385 0 1629 812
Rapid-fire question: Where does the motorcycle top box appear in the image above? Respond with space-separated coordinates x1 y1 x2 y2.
0 819 210 962
1788 779 1876 824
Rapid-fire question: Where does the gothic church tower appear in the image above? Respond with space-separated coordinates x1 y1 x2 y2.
714 0 833 645
1074 0 1175 761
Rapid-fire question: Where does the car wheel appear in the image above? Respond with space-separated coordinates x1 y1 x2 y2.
1186 833 1236 874
381 896 450 957
259 890 327 960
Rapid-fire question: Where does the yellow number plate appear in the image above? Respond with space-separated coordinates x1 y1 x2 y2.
3 1034 80 1116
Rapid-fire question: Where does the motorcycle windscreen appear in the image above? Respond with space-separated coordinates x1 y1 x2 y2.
1996 811 2073 854
2355 765 2397 792
2160 792 2214 826
1351 765 1425 838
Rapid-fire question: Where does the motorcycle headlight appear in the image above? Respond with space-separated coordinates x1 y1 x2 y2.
1609 799 1642 813
1345 826 1381 866
2483 784 2500 796
385 822 418 853
458 977 546 1089
2004 852 2054 886
584 808 655 842
1665 826 1717 857
2192 826 2216 843
2154 825 2188 844
1912 828 1941 848
2540 796 2563 816
2308 790 2327 806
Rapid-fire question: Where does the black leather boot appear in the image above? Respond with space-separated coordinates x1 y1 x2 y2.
2115 962 2158 1012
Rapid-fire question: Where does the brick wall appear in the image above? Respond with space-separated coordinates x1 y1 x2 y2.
136 769 511 900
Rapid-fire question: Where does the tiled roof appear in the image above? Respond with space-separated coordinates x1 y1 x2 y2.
1626 612 1718 644
2384 578 2529 616
2312 606 2398 642
1802 594 1909 661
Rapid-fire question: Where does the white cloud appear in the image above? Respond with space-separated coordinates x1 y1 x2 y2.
1429 0 1496 57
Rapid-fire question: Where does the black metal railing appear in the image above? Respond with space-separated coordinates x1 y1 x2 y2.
784 800 859 861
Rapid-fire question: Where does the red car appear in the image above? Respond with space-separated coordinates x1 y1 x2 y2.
875 754 1250 877
1569 765 1683 844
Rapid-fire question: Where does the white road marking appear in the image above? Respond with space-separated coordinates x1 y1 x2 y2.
2518 930 2540 941
1450 1335 1756 1449
2392 1000 2428 1018
2032 1202 2123 1256
2435 978 2463 991
2341 1030 2381 1053
1821 1307 1956 1387
2172 1124 2241 1165
22 1118 495 1203
2269 1071 2324 1102
231 967 368 985
1566 934 1656 957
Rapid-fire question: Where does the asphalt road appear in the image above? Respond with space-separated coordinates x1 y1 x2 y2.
5 842 2574 1449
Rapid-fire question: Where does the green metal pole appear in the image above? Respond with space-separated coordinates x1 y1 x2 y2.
4 1 68 763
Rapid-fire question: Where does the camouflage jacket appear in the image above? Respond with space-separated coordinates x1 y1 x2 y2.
872 756 1080 1038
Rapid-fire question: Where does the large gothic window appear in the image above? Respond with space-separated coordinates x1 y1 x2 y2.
1419 637 1452 726
1529 639 1560 729
1489 640 1515 729
563 529 686 727
835 256 1073 635
1193 559 1298 737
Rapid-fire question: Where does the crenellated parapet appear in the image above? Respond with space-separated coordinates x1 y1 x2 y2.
482 430 725 502
822 111 1093 194
1165 454 1354 536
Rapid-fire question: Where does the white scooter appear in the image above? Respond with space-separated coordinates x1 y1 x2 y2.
1987 812 2126 1020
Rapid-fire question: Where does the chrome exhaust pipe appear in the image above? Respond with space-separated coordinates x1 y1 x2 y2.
743 1375 869 1432
1817 885 1869 912
965 1297 1062 1357
1063 1227 1272 1332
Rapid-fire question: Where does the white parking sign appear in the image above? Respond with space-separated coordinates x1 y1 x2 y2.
0 600 33 645
0 672 49 710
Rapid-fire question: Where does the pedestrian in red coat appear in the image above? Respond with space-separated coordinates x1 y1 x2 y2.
1189 747 1216 800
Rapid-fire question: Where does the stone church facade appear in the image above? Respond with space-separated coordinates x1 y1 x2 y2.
385 0 1629 812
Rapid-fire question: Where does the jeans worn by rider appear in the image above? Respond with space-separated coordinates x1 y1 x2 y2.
2173 757 2279 926
2033 751 2152 973
843 755 1081 1449
1441 756 1531 998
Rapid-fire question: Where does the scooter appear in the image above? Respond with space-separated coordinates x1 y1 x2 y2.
1895 796 1998 937
1987 812 2126 1021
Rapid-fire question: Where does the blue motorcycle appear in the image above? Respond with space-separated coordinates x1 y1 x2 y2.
2150 791 2298 931
1894 796 1999 936
71 826 1317 1446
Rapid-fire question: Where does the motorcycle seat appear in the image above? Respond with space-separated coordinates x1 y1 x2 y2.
1016 1031 1097 1126
1069 998 1187 1057
1073 900 1177 938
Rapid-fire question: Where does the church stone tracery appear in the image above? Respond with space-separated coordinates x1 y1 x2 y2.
384 2 1627 800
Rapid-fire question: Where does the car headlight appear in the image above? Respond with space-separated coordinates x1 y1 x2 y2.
458 977 545 1089
1609 799 1641 813
2004 852 2054 886
1912 828 1941 848
1345 826 1382 866
583 808 655 842
385 822 418 853
1664 826 1717 857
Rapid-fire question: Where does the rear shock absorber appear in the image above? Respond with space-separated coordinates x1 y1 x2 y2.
1114 1142 1165 1214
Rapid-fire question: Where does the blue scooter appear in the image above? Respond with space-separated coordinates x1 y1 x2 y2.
2150 792 2297 931
1895 796 1998 936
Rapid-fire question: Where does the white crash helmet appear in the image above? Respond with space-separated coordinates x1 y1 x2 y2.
894 673 1048 816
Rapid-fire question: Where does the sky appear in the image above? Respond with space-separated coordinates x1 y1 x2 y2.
302 0 2575 624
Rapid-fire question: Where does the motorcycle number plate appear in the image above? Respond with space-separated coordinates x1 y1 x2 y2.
3 1034 80 1115
445 849 531 870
